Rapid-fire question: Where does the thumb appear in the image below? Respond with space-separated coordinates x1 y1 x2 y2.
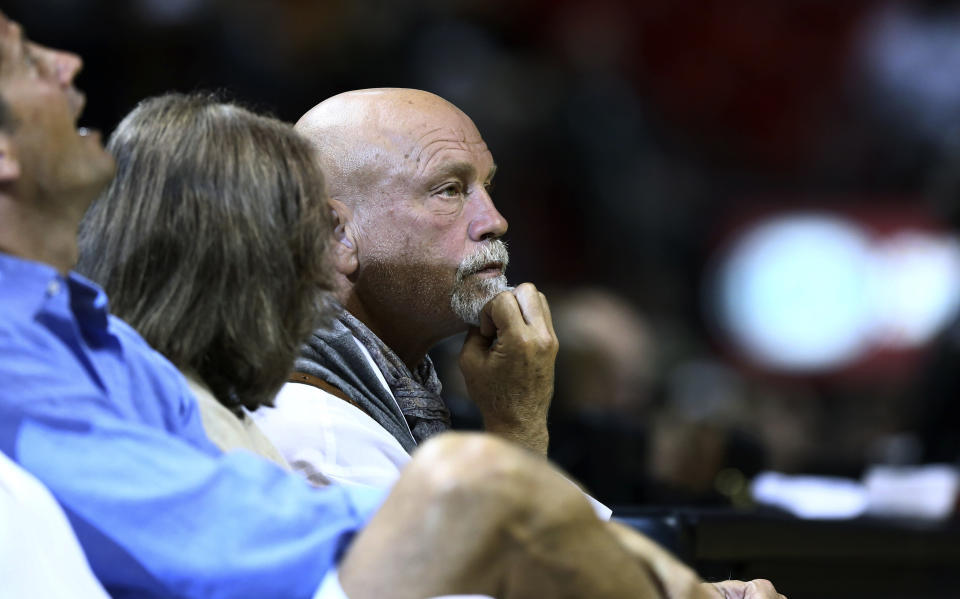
479 301 498 338
460 326 491 366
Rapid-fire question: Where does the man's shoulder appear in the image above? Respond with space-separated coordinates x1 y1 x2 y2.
0 291 192 426
0 294 172 378
107 313 171 362
0 310 110 416
107 313 189 381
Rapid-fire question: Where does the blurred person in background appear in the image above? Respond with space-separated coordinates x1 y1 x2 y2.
539 288 769 508
547 287 657 504
647 361 766 507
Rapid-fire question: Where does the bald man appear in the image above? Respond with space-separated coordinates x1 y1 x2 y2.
256 88 558 488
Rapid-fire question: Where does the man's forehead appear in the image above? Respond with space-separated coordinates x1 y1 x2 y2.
384 102 489 166
300 89 496 188
408 125 492 177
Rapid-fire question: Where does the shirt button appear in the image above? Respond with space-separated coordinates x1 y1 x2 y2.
46 280 61 297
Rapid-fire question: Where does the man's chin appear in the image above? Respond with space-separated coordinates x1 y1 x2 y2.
450 274 510 327
70 161 116 211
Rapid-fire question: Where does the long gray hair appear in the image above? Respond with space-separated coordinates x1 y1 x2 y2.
77 92 333 414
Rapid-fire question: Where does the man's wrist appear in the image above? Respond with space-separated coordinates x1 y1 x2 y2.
482 417 549 455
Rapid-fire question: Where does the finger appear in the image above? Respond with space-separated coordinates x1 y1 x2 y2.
479 302 497 338
538 291 556 339
707 580 744 598
481 290 525 338
512 283 545 327
460 326 491 362
744 579 782 599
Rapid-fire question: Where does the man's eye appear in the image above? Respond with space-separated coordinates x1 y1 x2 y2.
437 184 462 198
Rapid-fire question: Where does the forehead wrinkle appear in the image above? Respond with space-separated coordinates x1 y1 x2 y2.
414 136 490 178
410 126 467 164
413 126 446 146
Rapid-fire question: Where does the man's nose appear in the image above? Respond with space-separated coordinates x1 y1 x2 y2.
53 50 83 86
32 43 83 86
468 189 508 241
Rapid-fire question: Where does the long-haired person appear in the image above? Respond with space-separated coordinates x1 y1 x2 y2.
77 92 334 467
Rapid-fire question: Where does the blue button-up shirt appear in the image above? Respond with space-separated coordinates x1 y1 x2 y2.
0 252 385 598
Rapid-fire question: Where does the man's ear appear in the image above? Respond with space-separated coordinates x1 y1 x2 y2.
329 198 359 277
0 133 21 183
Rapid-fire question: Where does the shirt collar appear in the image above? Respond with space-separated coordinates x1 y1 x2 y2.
0 252 110 329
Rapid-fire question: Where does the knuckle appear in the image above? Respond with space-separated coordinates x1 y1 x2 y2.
514 331 534 347
517 282 537 294
534 332 558 354
488 292 507 308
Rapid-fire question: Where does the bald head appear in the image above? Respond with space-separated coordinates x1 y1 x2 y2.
294 88 483 205
295 88 506 355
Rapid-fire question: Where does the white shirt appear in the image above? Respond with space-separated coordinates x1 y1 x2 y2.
254 335 612 519
0 452 110 598
255 337 410 488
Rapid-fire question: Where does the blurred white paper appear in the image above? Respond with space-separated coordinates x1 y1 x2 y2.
751 472 869 519
752 466 960 521
864 464 959 520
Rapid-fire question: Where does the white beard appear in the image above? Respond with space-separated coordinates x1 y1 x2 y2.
450 240 510 326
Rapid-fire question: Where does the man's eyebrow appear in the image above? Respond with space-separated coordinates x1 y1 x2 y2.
428 161 476 184
429 162 498 183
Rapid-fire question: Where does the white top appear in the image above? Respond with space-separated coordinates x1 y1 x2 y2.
254 336 612 519
0 452 110 598
186 375 291 470
254 338 410 488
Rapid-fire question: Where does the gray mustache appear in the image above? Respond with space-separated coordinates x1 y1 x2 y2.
455 240 510 283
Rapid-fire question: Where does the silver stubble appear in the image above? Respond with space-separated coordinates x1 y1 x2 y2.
450 240 511 326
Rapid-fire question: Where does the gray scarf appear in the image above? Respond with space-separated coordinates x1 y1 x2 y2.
294 306 451 453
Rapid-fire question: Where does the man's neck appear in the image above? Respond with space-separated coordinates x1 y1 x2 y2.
0 196 82 275
341 293 456 371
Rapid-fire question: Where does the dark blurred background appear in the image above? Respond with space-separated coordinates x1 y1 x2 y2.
12 0 960 509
